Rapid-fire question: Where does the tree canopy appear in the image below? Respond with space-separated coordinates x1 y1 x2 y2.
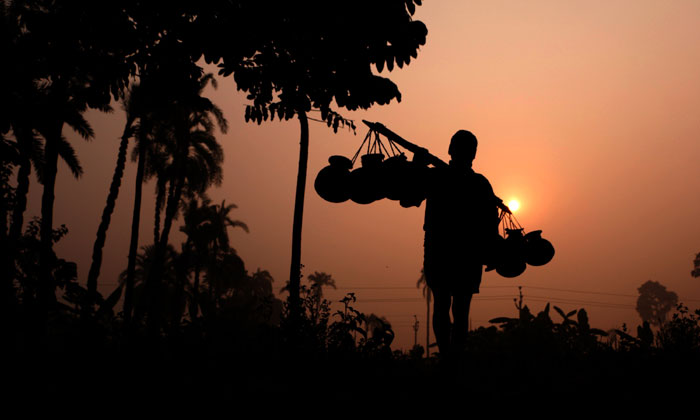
636 280 679 326
214 0 428 127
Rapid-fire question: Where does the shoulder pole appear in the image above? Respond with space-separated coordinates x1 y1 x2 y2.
362 120 448 168
362 120 511 213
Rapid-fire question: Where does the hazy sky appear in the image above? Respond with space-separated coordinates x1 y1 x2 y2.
25 0 700 349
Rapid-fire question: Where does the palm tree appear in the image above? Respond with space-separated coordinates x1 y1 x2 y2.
209 200 249 251
152 76 226 250
122 82 154 325
307 271 336 318
180 197 248 319
2 4 88 313
146 74 227 330
85 86 139 307
180 197 210 319
121 80 170 325
119 71 211 324
416 268 432 358
36 87 100 312
7 129 44 244
1 87 83 317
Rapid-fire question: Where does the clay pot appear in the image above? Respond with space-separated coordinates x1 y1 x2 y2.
524 230 555 266
382 154 409 201
398 160 428 208
349 153 385 204
314 155 353 203
496 228 527 278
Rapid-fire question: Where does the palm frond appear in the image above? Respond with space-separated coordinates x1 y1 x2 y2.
56 134 83 178
63 110 94 140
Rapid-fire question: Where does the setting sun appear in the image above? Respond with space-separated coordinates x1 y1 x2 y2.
508 199 521 213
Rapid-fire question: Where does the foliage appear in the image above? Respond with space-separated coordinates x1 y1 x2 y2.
0 143 17 235
692 252 700 278
216 0 428 128
14 219 75 300
280 286 395 360
613 322 655 352
488 294 608 356
657 304 700 353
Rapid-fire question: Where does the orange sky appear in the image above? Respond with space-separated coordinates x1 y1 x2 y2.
25 0 700 350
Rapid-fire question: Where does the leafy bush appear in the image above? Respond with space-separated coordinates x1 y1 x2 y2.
657 303 700 353
280 287 395 360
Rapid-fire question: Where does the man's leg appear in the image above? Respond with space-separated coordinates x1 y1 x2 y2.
432 289 452 357
451 293 473 353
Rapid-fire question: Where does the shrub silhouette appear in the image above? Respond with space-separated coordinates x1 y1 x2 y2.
657 304 700 353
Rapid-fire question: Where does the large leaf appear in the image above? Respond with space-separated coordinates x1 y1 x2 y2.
489 317 516 324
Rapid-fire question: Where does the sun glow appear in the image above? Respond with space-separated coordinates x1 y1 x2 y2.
508 199 520 213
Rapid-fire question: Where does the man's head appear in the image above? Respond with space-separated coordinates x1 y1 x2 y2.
449 130 477 163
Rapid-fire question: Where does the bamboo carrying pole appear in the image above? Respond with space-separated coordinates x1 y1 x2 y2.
362 120 447 168
362 120 512 214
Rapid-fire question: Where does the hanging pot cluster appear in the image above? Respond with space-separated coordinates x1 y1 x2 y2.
316 121 555 280
489 211 555 278
314 129 427 206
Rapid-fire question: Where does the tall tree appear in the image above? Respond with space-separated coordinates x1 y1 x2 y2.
121 81 155 325
121 78 169 325
86 60 204 313
215 0 428 316
154 73 226 254
120 57 215 324
85 97 138 307
692 252 700 278
145 73 227 331
636 280 679 326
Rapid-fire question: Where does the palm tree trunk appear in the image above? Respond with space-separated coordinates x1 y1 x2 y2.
147 174 183 334
287 110 309 319
9 145 31 243
38 123 62 320
158 179 182 259
87 119 134 305
124 140 146 325
153 178 165 245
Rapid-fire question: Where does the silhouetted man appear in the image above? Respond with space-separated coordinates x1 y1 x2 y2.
421 130 499 358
